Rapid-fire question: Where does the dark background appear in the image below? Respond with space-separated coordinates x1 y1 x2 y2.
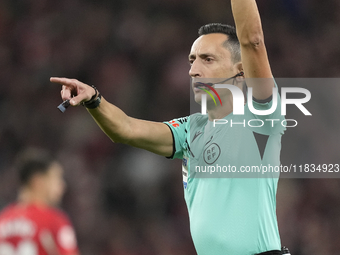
1 0 340 254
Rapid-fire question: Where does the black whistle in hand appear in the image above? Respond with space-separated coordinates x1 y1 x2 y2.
57 100 70 113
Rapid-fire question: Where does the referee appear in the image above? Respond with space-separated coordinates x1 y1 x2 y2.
51 0 286 254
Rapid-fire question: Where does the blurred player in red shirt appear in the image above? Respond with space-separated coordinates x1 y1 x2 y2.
0 149 79 255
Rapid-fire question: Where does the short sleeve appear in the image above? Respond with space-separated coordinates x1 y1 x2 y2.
52 212 79 255
244 82 286 135
163 117 189 159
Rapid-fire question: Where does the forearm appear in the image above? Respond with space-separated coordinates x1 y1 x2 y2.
87 98 173 156
87 97 132 144
231 0 273 93
231 0 263 46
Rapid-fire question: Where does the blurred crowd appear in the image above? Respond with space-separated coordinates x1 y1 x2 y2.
1 0 340 254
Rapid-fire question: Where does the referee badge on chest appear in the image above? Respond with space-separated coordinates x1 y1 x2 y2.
203 143 221 164
182 156 188 189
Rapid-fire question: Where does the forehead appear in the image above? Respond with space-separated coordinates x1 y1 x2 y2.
190 33 230 58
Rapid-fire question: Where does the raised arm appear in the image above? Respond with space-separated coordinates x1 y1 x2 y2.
231 0 274 100
50 77 174 157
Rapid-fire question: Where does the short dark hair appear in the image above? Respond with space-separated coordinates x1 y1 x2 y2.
17 148 54 186
198 23 241 63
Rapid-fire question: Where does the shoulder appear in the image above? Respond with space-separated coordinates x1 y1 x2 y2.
46 207 71 223
48 208 78 251
189 113 208 127
0 204 16 219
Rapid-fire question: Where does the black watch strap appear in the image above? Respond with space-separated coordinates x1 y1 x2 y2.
83 85 102 109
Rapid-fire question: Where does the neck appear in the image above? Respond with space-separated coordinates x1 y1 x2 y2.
207 94 234 121
18 187 49 207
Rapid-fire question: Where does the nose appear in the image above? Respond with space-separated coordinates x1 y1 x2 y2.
189 60 202 78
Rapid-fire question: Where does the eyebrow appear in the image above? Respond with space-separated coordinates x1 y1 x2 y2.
188 53 217 60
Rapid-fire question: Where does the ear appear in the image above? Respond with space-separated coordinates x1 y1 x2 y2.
233 62 245 85
233 62 244 76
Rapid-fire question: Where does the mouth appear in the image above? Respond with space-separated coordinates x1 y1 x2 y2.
194 82 214 89
193 82 216 94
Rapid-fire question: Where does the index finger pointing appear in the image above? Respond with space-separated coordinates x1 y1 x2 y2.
50 77 77 87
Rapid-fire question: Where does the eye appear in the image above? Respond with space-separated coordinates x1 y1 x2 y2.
205 57 213 63
188 59 194 65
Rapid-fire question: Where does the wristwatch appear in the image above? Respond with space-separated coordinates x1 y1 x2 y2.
83 85 102 109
